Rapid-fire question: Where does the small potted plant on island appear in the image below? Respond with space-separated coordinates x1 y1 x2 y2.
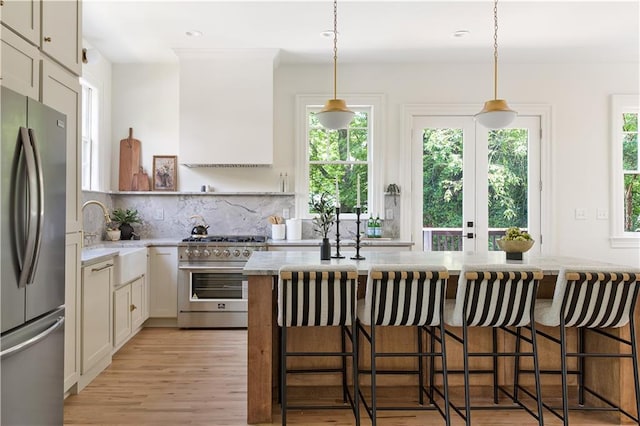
310 193 336 260
110 208 141 240
497 227 534 260
105 221 121 241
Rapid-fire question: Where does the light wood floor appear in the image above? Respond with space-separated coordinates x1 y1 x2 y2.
64 328 629 425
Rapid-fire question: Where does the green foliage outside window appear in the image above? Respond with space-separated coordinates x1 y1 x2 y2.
622 113 639 232
308 111 369 214
422 127 529 230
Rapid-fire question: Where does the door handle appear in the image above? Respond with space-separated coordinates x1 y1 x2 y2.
0 316 64 359
466 233 474 239
17 128 38 289
26 128 45 286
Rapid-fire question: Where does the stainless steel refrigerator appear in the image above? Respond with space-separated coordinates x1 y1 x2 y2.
1 86 66 425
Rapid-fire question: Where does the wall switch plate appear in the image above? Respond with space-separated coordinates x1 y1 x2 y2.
574 208 587 220
596 208 609 220
154 209 164 220
385 208 394 220
282 208 290 219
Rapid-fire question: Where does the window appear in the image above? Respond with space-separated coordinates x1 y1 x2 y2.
295 95 385 219
611 94 640 247
80 79 99 191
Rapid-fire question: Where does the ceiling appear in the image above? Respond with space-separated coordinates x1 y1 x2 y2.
83 0 639 65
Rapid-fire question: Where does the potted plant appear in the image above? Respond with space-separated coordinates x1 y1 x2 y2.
310 193 336 260
105 221 121 241
110 208 141 240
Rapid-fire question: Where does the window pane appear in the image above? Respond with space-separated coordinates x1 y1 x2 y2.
423 128 463 228
309 111 321 127
351 111 368 128
624 173 640 232
623 113 638 132
488 129 529 228
349 129 368 161
308 128 328 161
623 133 638 171
309 164 368 214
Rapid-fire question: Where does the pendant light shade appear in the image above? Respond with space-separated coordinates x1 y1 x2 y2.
317 0 354 130
475 0 516 129
317 99 354 130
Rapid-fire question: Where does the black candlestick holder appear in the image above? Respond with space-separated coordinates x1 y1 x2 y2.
331 206 345 259
351 207 365 260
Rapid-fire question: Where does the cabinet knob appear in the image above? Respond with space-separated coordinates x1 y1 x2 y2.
130 304 137 312
44 37 52 42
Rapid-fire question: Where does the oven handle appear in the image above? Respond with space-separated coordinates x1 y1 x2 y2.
179 265 245 274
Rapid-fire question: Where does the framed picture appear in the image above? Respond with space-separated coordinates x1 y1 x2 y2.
152 155 177 191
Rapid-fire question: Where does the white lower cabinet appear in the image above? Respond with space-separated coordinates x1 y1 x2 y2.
149 247 178 318
79 259 113 391
113 283 132 349
64 231 81 394
113 275 146 351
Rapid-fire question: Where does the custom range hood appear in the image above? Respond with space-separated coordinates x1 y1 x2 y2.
176 49 279 167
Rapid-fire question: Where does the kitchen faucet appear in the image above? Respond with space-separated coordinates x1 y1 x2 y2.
81 200 111 247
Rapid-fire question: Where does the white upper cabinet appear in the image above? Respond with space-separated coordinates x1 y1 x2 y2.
176 49 278 166
1 0 41 46
0 26 40 99
41 0 82 75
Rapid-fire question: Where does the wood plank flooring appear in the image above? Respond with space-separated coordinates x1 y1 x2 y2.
63 328 628 425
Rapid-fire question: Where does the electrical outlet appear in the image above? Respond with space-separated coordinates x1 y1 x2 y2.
153 209 164 220
596 208 609 220
574 208 587 220
282 208 290 219
385 209 394 220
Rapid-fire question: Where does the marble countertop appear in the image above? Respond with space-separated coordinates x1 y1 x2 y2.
243 251 622 276
81 239 178 266
267 238 413 247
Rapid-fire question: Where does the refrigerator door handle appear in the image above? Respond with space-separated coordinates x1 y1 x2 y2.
26 128 45 285
0 316 65 360
16 127 39 289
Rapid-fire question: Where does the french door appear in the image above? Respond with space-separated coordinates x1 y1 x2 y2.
412 115 541 253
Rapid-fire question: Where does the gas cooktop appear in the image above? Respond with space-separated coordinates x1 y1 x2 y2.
181 235 267 243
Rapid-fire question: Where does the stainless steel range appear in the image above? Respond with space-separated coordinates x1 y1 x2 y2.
177 235 267 328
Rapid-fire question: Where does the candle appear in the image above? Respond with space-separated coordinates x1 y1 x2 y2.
335 177 340 208
356 175 361 207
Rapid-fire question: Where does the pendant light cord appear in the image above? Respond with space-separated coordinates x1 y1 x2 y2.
493 0 499 100
332 0 338 100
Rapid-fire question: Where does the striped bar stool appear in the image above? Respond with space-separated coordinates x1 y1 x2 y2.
532 268 640 425
443 265 544 426
277 265 360 426
356 265 450 426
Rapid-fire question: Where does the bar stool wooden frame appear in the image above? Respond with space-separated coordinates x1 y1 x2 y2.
529 270 640 425
356 266 451 426
278 266 360 426
444 268 545 426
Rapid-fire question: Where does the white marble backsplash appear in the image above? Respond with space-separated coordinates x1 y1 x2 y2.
81 192 400 243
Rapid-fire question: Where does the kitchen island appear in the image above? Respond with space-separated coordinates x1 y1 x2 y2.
243 251 639 424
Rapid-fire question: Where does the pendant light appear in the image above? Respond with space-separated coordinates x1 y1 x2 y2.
317 0 354 130
475 0 517 129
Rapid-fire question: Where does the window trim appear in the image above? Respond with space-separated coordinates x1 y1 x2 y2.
80 77 99 191
610 94 640 248
295 94 385 220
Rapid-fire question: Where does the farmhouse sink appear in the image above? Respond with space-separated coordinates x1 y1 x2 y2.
113 247 147 285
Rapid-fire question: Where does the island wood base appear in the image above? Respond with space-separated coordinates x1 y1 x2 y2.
247 274 639 424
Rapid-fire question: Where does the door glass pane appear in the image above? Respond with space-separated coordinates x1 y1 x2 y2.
487 128 529 250
422 128 464 251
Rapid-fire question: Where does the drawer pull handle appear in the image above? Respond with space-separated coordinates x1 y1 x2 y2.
91 263 113 272
44 37 52 42
130 304 137 312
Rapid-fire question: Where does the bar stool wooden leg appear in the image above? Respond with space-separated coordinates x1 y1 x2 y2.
418 327 425 405
492 328 499 404
462 322 472 426
631 315 640 425
513 327 521 403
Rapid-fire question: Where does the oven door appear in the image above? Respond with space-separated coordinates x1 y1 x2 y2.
178 264 248 313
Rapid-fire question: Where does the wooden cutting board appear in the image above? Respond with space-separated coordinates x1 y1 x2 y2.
118 128 141 191
131 167 150 191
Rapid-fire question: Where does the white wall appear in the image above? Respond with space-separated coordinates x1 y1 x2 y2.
106 60 639 266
